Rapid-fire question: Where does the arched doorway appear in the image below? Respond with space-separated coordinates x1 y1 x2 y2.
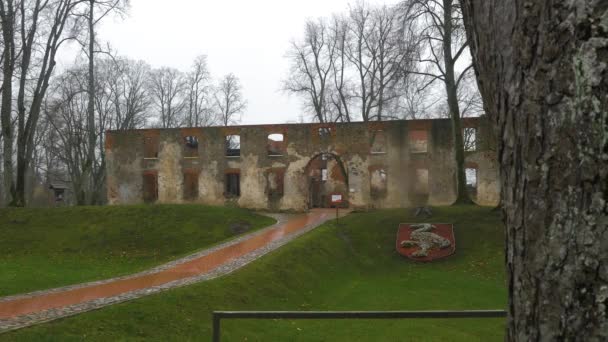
304 153 349 208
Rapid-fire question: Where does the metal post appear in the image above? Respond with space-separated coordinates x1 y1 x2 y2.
212 312 221 342
336 206 339 226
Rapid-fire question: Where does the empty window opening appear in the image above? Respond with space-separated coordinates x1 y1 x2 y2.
370 130 387 154
267 134 285 156
225 173 241 197
412 168 429 194
409 130 428 153
226 135 241 157
266 169 285 197
184 136 199 158
183 172 199 200
144 136 159 159
464 127 477 151
321 168 328 181
466 167 478 197
370 168 388 197
318 127 333 144
143 172 158 203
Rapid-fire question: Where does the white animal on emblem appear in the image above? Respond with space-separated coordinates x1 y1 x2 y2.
400 223 451 257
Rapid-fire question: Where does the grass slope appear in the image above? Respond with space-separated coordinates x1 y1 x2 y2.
0 205 275 297
4 206 506 341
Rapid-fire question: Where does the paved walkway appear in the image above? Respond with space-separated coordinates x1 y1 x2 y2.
0 209 348 333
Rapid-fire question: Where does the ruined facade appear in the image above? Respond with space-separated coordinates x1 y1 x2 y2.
105 117 500 211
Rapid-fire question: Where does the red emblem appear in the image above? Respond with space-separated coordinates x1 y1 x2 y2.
396 223 456 261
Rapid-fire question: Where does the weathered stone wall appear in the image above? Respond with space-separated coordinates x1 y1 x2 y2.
106 118 500 210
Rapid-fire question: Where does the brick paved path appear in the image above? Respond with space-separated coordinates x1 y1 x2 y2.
0 209 347 333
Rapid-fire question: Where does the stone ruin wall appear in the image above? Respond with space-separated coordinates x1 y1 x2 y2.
105 118 500 211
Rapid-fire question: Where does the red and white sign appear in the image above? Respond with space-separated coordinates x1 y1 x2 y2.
396 223 456 262
331 194 343 204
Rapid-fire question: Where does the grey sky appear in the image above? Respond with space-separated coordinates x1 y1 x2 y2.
90 0 400 125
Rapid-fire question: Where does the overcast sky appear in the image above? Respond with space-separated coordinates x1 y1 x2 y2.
82 0 400 125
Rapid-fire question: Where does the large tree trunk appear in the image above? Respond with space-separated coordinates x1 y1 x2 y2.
461 1 607 340
0 1 15 205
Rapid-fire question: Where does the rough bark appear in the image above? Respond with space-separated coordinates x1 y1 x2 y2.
461 0 607 340
0 0 16 204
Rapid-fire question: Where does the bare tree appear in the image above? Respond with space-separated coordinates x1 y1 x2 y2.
148 67 187 128
0 0 17 205
45 66 91 205
462 0 607 340
104 57 151 130
285 2 416 123
368 4 416 121
344 2 377 121
0 0 86 207
186 55 215 127
214 73 246 126
402 0 474 204
77 0 129 205
326 14 353 123
283 18 335 123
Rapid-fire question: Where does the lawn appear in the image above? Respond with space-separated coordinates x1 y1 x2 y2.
0 205 275 297
3 205 507 341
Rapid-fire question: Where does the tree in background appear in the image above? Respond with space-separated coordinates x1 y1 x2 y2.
283 2 417 123
283 18 335 123
461 0 607 339
147 67 187 128
0 0 85 207
186 55 215 127
214 73 246 126
402 0 474 204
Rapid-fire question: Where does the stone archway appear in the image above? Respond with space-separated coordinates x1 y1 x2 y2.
304 152 349 209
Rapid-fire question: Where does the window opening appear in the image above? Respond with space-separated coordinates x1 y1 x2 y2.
184 136 199 158
464 127 477 151
267 134 285 156
226 135 241 157
409 130 428 153
370 130 387 154
225 173 241 197
143 172 158 203
183 172 199 200
144 136 159 159
466 167 478 197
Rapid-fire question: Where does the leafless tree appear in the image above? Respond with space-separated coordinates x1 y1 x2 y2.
214 73 246 126
76 0 129 205
283 18 335 123
284 2 417 123
186 55 215 127
326 14 353 123
148 67 187 128
401 0 474 204
462 0 607 340
0 0 87 207
103 57 151 130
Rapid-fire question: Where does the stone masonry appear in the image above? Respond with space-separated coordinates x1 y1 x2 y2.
105 117 500 210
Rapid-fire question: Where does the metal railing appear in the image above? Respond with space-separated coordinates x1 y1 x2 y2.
212 310 507 342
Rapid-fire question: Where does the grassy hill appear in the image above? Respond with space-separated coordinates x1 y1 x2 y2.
4 206 507 341
0 205 275 297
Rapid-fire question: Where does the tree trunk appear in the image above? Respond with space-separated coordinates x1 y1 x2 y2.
0 1 15 205
443 0 472 205
461 1 607 340
83 0 97 205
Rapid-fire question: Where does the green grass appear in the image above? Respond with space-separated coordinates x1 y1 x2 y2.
3 205 506 341
0 205 275 297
